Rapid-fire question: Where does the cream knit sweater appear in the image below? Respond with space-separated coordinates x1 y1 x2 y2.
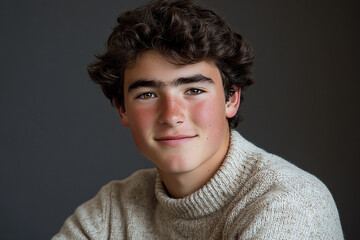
52 131 343 239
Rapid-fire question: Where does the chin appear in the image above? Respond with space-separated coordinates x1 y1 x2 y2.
155 156 200 175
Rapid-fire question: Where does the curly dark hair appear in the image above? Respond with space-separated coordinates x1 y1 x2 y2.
88 0 254 128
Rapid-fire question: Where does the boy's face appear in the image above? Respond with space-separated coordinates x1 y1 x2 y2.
118 50 240 175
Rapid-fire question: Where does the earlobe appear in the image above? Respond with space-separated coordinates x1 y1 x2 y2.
225 86 241 118
114 98 130 127
117 106 130 127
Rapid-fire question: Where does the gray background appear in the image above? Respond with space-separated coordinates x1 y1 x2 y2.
1 0 359 239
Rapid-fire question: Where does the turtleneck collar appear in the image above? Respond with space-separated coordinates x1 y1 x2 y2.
155 130 262 219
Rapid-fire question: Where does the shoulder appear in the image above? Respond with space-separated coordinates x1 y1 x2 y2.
241 137 339 222
52 168 158 239
256 154 338 218
100 168 158 200
240 160 343 238
229 131 343 238
251 149 334 209
77 167 158 216
231 130 334 200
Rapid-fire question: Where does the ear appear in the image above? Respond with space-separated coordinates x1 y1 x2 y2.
225 86 241 118
114 98 130 127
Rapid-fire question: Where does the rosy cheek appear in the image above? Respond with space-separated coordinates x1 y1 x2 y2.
131 106 154 127
189 95 227 150
190 99 225 128
127 105 155 144
190 101 209 126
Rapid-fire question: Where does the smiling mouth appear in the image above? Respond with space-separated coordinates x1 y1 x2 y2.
154 135 197 146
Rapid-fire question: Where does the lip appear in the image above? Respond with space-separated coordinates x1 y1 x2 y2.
154 135 197 146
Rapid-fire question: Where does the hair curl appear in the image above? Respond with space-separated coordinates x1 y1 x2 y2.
88 0 254 128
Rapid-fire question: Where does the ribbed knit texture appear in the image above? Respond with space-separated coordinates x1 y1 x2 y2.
52 130 343 239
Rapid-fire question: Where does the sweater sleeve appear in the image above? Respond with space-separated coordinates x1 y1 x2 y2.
51 183 113 240
236 177 344 240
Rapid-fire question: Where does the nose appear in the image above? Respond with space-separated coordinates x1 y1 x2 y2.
158 94 185 127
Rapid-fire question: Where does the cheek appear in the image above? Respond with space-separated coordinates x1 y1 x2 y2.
127 106 156 144
189 99 227 149
128 104 155 127
189 97 226 129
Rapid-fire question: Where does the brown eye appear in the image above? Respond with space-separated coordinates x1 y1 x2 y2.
138 92 156 99
185 89 204 95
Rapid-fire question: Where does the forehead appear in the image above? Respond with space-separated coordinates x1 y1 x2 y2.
123 50 222 87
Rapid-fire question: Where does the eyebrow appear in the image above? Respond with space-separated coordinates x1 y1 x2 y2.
127 74 214 92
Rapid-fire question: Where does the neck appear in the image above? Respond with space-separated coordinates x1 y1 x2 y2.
157 129 231 198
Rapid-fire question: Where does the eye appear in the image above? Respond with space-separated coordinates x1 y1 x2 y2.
185 88 204 95
137 92 156 99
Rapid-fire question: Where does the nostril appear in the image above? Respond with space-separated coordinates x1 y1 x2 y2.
158 110 185 126
159 117 184 126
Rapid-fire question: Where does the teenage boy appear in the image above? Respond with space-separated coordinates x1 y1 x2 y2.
53 0 343 239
